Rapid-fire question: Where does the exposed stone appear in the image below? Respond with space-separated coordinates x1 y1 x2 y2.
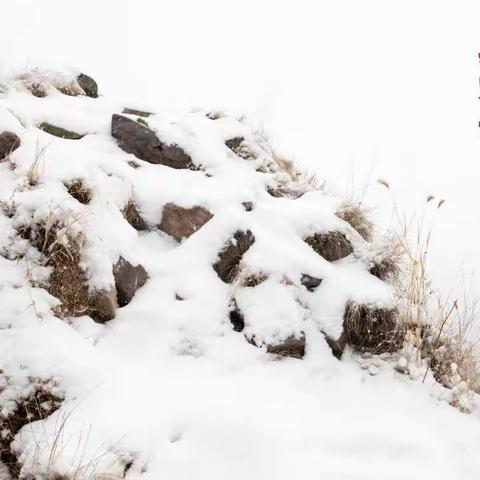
122 107 153 118
229 301 245 332
242 201 253 212
300 274 322 292
225 136 244 152
111 114 194 169
123 200 148 231
213 230 255 283
323 330 348 359
159 203 213 242
305 231 353 262
266 334 306 359
39 122 84 140
225 136 255 160
89 288 117 323
0 132 21 161
77 73 98 98
113 257 148 307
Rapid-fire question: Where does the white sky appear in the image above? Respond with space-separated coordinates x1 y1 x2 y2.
2 0 480 301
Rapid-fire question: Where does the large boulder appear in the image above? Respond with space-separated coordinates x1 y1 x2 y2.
111 114 194 169
213 230 255 283
0 132 21 161
159 203 213 242
113 257 148 307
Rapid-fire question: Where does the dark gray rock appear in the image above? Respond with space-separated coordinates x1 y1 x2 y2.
0 132 20 161
266 334 306 359
159 203 213 242
77 73 98 98
229 301 245 332
39 122 84 140
213 230 255 283
111 114 194 169
113 257 148 307
300 274 322 292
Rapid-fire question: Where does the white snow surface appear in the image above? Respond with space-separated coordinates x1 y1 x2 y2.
0 71 479 480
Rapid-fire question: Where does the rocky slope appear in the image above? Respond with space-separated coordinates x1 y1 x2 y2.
0 70 479 480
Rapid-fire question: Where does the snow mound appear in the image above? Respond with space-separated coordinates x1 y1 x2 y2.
1 70 479 480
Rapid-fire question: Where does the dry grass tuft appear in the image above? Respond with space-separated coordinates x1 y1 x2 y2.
369 236 403 282
0 376 63 479
64 179 93 205
122 200 148 231
17 214 91 318
344 303 404 354
305 231 353 262
336 201 374 241
394 207 480 395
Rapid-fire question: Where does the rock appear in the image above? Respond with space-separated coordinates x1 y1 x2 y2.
229 301 245 332
305 231 353 262
39 122 84 140
323 330 348 359
123 200 148 231
89 288 117 323
113 257 148 307
77 73 98 98
242 201 253 212
0 132 20 161
159 203 213 241
122 107 153 118
266 334 306 359
300 274 322 292
213 230 255 283
111 114 194 169
225 136 255 160
225 136 244 152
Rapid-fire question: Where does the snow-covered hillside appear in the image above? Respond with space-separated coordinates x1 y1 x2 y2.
0 70 480 480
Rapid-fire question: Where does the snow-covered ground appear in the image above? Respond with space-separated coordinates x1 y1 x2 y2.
1 1 480 479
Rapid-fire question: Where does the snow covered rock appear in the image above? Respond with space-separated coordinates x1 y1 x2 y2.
159 203 213 241
0 131 20 161
111 114 195 169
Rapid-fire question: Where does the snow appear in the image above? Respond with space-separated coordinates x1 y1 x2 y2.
1 1 480 479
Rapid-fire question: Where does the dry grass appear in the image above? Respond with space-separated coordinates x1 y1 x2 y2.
394 205 480 393
305 231 353 262
336 201 374 241
344 303 404 354
0 377 63 479
26 141 48 186
65 180 93 205
17 213 91 318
